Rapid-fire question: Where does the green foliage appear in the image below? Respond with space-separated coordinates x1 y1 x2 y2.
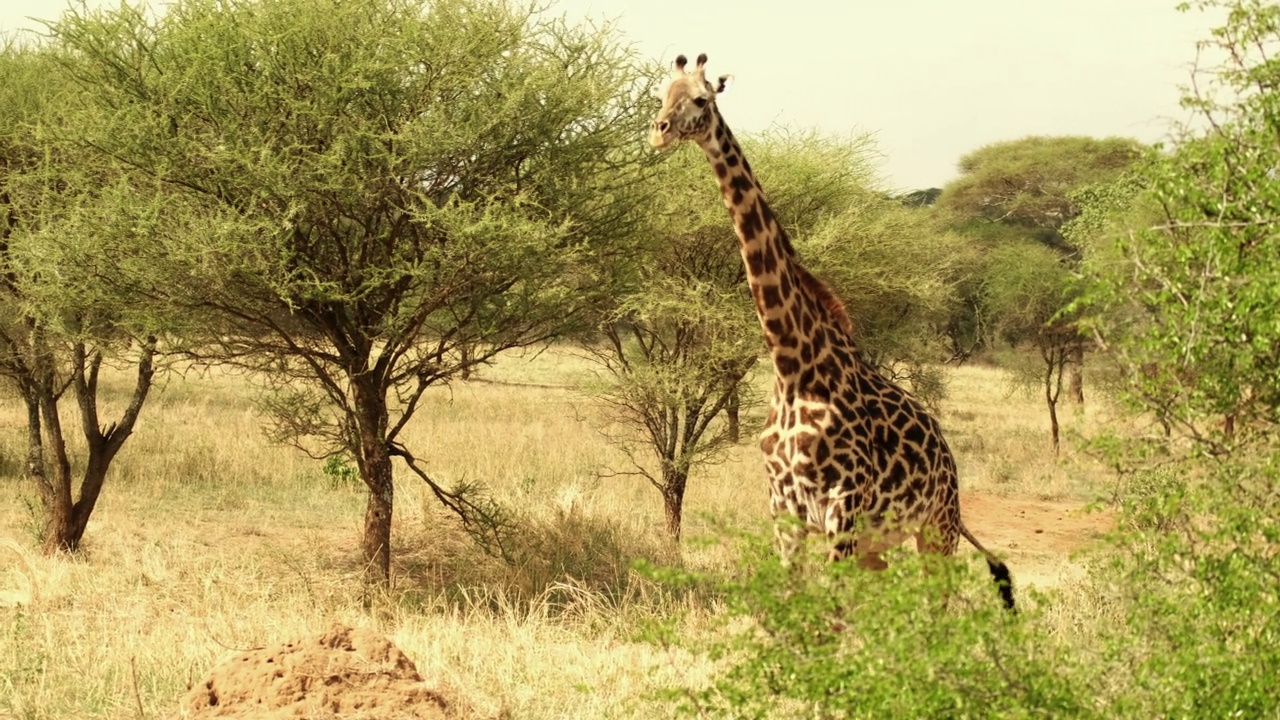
642 538 1092 719
1060 171 1156 337
51 0 656 450
941 135 1144 238
321 453 359 489
1088 454 1280 717
983 241 1074 345
1082 0 1280 440
641 498 1280 718
47 0 658 577
1071 3 1280 715
745 129 879 230
0 43 143 336
1059 172 1152 256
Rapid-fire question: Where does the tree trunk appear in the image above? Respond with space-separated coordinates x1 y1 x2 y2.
55 341 156 552
725 385 740 443
43 496 76 554
39 386 77 554
62 458 108 551
1043 344 1065 457
360 448 394 584
1047 392 1061 456
23 387 48 506
661 467 687 543
1068 342 1085 405
352 379 394 584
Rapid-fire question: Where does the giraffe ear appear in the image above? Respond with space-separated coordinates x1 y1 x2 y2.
716 74 734 94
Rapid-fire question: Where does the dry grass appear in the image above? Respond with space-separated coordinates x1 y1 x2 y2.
0 347 1117 719
941 362 1121 500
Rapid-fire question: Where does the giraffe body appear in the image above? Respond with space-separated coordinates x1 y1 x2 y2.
650 53 1014 610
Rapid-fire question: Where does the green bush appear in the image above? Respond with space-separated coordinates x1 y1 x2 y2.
1092 454 1280 718
642 464 1280 719
1116 464 1185 532
642 538 1093 719
321 453 361 489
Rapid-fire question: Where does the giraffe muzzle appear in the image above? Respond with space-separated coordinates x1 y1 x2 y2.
649 120 674 149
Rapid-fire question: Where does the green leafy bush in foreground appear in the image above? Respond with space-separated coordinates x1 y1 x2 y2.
642 464 1280 720
640 539 1091 719
1094 457 1280 719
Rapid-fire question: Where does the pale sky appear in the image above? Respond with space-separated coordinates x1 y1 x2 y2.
3 0 1215 190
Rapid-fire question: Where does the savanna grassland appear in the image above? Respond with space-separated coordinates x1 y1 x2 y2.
0 348 1118 719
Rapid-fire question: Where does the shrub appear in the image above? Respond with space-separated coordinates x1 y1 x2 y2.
1091 454 1280 717
642 536 1094 719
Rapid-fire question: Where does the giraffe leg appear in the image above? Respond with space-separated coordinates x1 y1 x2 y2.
826 535 853 563
916 519 960 612
827 531 889 570
770 488 809 567
774 517 808 568
856 552 889 570
916 504 961 557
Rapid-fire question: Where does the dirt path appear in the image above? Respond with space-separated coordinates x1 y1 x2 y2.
961 493 1114 590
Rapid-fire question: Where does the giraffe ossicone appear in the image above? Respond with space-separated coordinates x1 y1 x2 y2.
649 52 1015 612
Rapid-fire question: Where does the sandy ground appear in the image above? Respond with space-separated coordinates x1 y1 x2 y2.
962 493 1113 590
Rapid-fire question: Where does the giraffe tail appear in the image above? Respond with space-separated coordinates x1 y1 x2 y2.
959 522 1016 613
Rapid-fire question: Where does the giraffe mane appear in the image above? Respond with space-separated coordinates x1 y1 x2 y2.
793 265 854 337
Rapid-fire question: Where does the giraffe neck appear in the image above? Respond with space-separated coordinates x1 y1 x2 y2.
695 111 831 379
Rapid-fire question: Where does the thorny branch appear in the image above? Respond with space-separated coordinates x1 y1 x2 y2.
389 441 515 562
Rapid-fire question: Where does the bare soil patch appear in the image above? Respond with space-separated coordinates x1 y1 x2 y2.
962 493 1114 589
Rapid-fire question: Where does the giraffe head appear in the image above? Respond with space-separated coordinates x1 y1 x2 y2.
649 53 732 150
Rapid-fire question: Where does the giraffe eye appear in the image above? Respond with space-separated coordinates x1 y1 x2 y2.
692 97 707 108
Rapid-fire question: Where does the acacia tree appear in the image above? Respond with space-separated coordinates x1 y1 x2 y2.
940 135 1143 245
53 0 656 582
0 43 157 553
939 135 1143 401
983 241 1078 454
587 149 759 543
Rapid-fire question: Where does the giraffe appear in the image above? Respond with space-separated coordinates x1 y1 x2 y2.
649 53 1015 611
